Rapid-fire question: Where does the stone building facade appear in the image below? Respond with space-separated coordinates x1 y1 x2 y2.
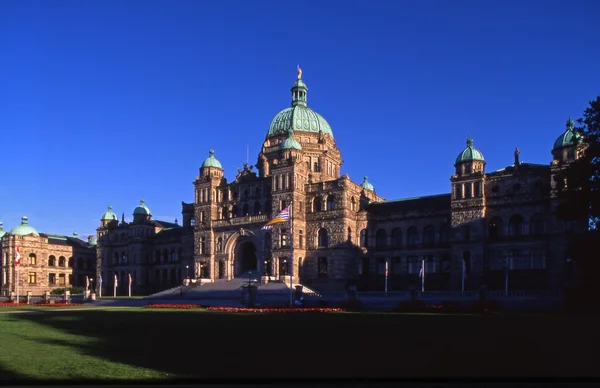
186 69 586 293
94 200 194 296
0 218 96 297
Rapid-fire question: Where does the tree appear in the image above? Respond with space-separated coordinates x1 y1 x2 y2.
557 96 600 310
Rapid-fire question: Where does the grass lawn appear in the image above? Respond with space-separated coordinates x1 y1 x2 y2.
0 308 598 381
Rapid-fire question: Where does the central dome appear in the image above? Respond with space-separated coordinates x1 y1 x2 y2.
267 67 334 139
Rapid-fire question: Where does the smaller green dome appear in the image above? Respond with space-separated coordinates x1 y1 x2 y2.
133 198 151 216
280 131 302 150
101 206 118 221
0 222 6 238
89 236 98 246
455 135 485 165
10 216 39 236
201 149 223 169
360 175 374 191
553 117 583 151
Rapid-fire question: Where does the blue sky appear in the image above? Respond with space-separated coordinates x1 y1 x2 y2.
0 0 598 238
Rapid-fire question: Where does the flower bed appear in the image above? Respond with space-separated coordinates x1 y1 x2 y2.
0 302 25 307
206 307 342 313
145 304 205 309
35 302 85 307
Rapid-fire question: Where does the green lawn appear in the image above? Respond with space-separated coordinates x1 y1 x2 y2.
0 308 598 381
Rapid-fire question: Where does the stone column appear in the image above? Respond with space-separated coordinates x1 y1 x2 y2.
64 290 70 304
26 291 32 304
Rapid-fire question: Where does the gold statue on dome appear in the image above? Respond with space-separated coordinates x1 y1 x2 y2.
297 65 302 79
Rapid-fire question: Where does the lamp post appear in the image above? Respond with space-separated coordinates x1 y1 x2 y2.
185 265 189 280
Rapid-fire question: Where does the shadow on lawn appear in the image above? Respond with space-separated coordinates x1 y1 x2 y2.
10 310 600 380
0 362 30 381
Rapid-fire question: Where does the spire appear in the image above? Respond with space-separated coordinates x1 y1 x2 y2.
566 117 574 131
122 213 125 223
514 147 520 168
291 65 308 107
466 135 474 148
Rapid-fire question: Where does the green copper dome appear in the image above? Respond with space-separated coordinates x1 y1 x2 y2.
101 206 118 221
553 117 583 151
267 67 334 139
360 176 374 191
0 222 6 238
280 129 302 150
455 136 485 165
201 149 223 169
10 216 39 236
133 198 151 216
89 236 98 246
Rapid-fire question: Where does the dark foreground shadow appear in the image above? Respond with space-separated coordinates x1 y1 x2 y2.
10 310 600 381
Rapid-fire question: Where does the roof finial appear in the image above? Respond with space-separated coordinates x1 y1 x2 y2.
466 135 474 147
22 216 28 224
297 65 302 79
514 147 520 166
0 221 3 229
566 117 574 131
209 149 215 157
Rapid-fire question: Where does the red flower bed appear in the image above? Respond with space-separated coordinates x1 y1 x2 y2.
36 302 85 307
145 304 205 309
0 302 25 307
206 307 342 313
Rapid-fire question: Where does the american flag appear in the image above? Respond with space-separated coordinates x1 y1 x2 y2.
262 207 290 230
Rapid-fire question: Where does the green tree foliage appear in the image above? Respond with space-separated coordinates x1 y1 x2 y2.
558 96 600 309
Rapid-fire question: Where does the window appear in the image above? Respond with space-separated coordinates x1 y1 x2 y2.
28 272 36 284
350 197 356 211
29 254 36 265
474 181 481 197
58 257 66 267
68 257 73 267
488 217 503 239
200 237 206 254
424 255 436 273
318 257 328 277
377 258 386 275
464 183 472 198
317 228 328 248
68 274 73 285
509 215 524 236
529 214 546 235
375 229 387 248
49 273 56 285
407 226 419 248
423 226 435 245
407 256 419 274
359 229 368 247
326 195 335 210
58 274 66 285
48 256 56 266
347 227 352 243
280 228 288 248
392 257 402 275
299 230 304 248
312 197 322 212
391 228 402 247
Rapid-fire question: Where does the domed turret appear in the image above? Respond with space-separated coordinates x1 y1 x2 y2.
0 222 6 238
133 198 151 216
10 216 39 237
201 149 223 169
280 129 302 151
101 206 118 221
360 176 374 191
267 66 334 139
455 136 485 165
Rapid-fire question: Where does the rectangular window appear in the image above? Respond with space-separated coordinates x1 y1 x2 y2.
407 256 419 274
280 228 288 248
299 230 304 248
49 273 56 285
58 274 66 285
30 256 37 265
377 258 386 275
318 257 328 277
28 272 36 284
392 257 402 275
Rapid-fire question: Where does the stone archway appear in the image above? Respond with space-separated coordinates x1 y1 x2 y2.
234 240 258 277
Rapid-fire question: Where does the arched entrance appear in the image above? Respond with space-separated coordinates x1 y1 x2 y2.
234 240 258 277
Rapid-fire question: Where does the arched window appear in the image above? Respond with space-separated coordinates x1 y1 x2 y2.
326 195 335 210
221 206 228 219
350 197 356 211
391 228 402 247
48 256 56 266
242 203 249 216
509 215 524 236
375 229 387 248
529 214 546 235
264 233 271 250
318 228 329 248
407 226 419 248
488 217 503 239
29 253 37 266
58 256 66 267
253 202 261 215
313 197 322 212
439 224 450 244
359 229 368 247
423 225 436 245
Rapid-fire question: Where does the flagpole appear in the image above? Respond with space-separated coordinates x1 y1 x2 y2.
384 260 388 293
128 274 132 298
15 247 20 304
421 258 425 292
15 265 19 304
114 274 117 297
461 259 465 292
99 276 102 298
289 200 294 308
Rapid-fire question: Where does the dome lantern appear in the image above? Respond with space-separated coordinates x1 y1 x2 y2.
360 175 374 191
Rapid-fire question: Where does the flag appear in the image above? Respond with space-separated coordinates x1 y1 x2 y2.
262 207 290 230
99 275 103 286
15 247 21 266
385 261 389 277
128 273 132 285
85 276 89 289
114 274 118 287
418 266 423 278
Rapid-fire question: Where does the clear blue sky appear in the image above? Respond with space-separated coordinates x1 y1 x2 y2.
0 0 598 239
